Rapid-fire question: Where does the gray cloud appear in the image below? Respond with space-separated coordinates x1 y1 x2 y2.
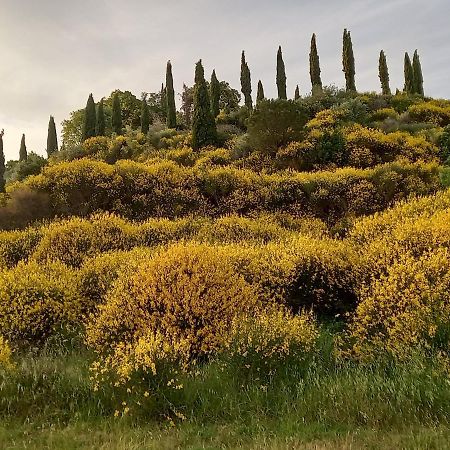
0 0 449 159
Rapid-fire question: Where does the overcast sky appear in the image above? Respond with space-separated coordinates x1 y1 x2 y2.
0 0 449 160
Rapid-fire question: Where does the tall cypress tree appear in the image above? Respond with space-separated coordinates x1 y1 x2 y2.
342 29 356 92
240 51 253 109
0 130 5 193
192 60 217 150
309 33 323 94
96 99 106 136
276 46 287 100
141 98 150 134
166 61 177 128
404 52 414 94
19 134 27 162
378 50 391 95
82 93 96 141
256 80 265 106
210 70 221 118
412 50 424 96
294 85 300 100
112 92 122 135
46 115 58 157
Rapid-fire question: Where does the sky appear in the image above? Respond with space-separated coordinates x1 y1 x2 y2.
0 0 449 160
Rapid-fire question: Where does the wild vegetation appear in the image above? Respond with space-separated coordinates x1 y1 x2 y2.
1 30 450 448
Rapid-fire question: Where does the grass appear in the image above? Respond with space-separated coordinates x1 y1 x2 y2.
1 331 450 449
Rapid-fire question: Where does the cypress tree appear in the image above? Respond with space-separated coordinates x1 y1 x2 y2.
46 115 58 157
96 99 106 136
378 50 391 95
0 130 5 193
192 60 217 150
160 83 167 118
141 98 150 134
404 52 414 94
342 29 356 92
166 61 177 128
276 46 287 100
256 80 265 106
210 70 221 118
412 50 424 96
112 92 122 135
19 134 27 162
240 51 253 109
82 93 96 141
294 85 300 100
309 33 323 94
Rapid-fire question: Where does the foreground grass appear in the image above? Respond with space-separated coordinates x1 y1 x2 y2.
1 333 450 449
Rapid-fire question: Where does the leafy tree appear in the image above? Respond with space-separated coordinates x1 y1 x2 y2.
256 80 265 106
96 99 106 136
309 33 323 94
192 60 217 150
112 92 123 135
166 61 177 128
180 83 194 126
276 46 287 100
342 29 356 92
247 99 308 154
19 134 27 162
412 50 424 96
378 50 391 95
218 81 241 113
295 85 300 100
404 52 414 94
210 70 221 118
82 93 96 141
240 51 253 109
46 116 58 157
5 152 47 183
0 130 5 192
141 98 150 134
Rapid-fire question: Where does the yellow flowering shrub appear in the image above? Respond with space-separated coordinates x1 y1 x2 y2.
408 101 450 126
0 336 14 371
370 108 399 122
0 228 42 268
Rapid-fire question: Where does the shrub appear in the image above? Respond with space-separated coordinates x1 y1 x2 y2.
0 228 42 268
0 336 14 371
408 102 450 126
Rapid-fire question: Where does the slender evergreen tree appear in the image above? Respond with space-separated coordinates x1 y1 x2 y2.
19 134 27 161
276 46 287 100
240 51 253 109
309 33 323 94
210 69 221 118
141 98 150 134
82 93 96 141
160 83 167 118
0 130 5 193
192 60 217 150
166 61 177 128
342 29 356 92
46 116 58 157
96 99 106 136
112 92 122 135
412 50 424 96
404 52 414 94
294 85 300 100
256 80 265 105
378 50 391 95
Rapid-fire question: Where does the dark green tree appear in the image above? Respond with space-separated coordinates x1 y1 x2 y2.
378 50 391 95
404 52 414 94
96 99 106 136
309 33 323 94
192 60 217 150
240 51 253 109
46 116 58 157
276 46 287 100
256 80 265 106
0 130 5 192
412 50 424 96
112 92 123 135
166 61 177 128
210 70 221 118
141 98 150 134
342 29 356 92
294 85 300 100
160 83 167 119
82 93 96 141
19 134 27 162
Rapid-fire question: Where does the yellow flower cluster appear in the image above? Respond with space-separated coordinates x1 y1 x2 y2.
0 336 14 371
